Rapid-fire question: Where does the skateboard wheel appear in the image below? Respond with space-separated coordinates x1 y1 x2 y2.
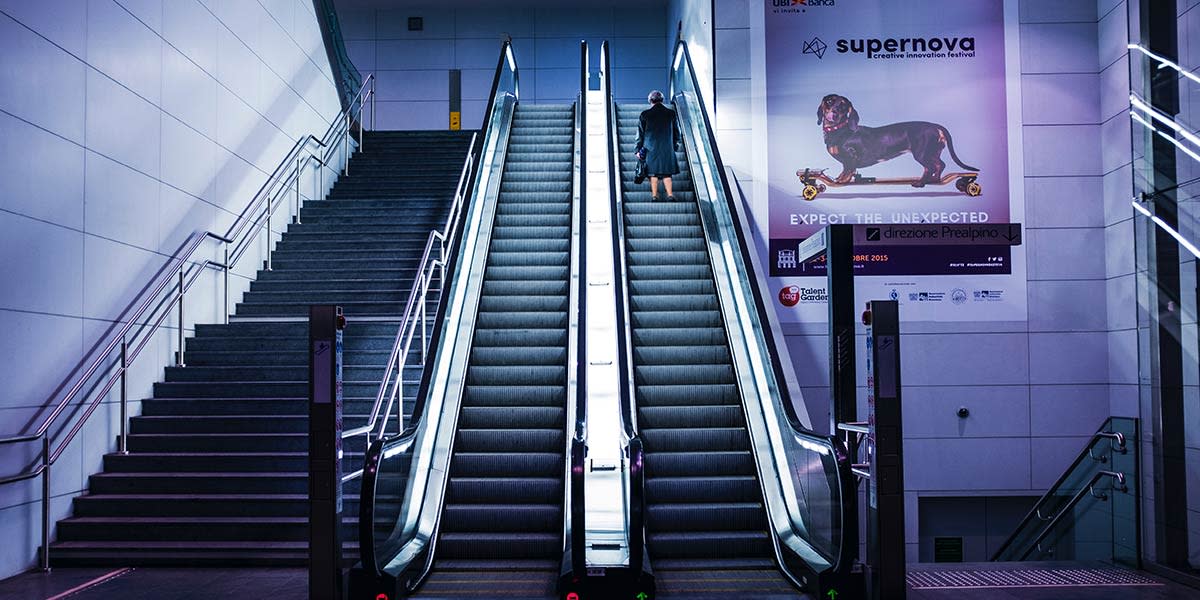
802 184 820 201
955 178 970 193
966 181 982 196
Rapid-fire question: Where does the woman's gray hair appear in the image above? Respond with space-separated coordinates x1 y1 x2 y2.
648 90 664 104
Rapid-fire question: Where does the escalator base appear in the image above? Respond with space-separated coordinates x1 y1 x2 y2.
907 564 1160 589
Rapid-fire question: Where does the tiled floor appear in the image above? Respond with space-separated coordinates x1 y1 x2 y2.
0 564 1197 599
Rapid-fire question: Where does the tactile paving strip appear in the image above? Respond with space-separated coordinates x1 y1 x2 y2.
907 567 1163 589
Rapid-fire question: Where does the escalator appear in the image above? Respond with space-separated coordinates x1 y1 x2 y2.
615 104 791 596
351 42 580 599
435 102 573 567
608 41 858 597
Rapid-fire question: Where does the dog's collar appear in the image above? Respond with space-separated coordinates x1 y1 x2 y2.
823 121 850 133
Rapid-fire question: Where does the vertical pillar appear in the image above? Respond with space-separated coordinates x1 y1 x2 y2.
864 300 904 600
310 305 345 600
826 224 856 433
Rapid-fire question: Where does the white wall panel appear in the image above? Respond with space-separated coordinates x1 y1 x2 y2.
0 213 84 316
903 386 1031 439
164 0 219 74
1021 73 1101 125
1025 176 1104 228
0 14 87 143
906 438 1032 491
1023 125 1103 177
1027 279 1110 331
89 0 163 105
0 0 340 578
83 154 161 250
0 116 86 230
1027 227 1107 280
1020 0 1097 23
1020 23 1101 73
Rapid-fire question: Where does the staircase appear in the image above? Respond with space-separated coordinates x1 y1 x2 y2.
48 130 474 565
432 103 574 578
616 105 783 586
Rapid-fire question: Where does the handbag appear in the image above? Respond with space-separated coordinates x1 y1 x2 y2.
634 156 648 184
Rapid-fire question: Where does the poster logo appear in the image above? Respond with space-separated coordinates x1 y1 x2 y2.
835 36 977 60
777 249 797 270
771 0 835 15
779 285 801 307
803 37 828 59
951 288 968 305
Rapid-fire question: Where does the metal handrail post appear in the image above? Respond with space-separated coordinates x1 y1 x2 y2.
223 246 230 325
371 77 376 130
266 200 273 272
118 338 128 454
345 112 351 176
40 436 50 572
295 158 301 223
176 271 186 367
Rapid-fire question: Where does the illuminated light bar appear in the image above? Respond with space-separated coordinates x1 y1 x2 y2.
1128 44 1200 88
1130 110 1200 164
1131 199 1200 259
1129 94 1200 152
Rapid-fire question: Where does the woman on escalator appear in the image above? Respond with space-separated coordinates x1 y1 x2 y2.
636 90 682 201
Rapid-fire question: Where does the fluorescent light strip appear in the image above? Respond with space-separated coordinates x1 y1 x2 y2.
1129 44 1200 88
1132 199 1200 259
1130 111 1156 132
1129 95 1200 151
1132 110 1200 163
1131 199 1152 218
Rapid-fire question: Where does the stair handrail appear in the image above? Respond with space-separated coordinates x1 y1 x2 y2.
341 130 479 481
668 39 855 592
0 70 376 570
602 39 648 575
991 416 1136 561
1024 470 1128 561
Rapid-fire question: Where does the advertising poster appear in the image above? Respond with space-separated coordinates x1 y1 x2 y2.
764 0 1026 322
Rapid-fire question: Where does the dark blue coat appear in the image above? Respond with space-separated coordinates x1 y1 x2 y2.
636 103 681 176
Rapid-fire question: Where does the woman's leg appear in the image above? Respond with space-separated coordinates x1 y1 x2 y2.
663 176 674 198
649 175 660 199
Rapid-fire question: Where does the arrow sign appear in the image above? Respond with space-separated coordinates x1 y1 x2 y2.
826 589 839 600
636 592 649 600
1003 223 1021 243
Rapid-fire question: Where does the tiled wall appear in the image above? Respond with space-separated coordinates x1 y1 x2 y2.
702 0 1120 562
336 5 668 130
0 0 340 578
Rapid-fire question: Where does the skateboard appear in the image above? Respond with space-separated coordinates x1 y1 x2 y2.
795 168 982 201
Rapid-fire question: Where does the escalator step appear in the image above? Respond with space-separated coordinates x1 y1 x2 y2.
441 504 561 532
439 103 573 562
618 104 772 564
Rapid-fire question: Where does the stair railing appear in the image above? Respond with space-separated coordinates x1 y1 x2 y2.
341 131 480 482
0 72 376 571
992 416 1139 564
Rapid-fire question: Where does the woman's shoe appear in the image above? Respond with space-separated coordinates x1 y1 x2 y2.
651 196 659 202
667 195 677 202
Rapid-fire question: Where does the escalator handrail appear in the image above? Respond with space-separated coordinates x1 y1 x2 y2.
567 39 589 578
602 39 647 572
356 39 518 580
991 416 1134 561
669 39 856 576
